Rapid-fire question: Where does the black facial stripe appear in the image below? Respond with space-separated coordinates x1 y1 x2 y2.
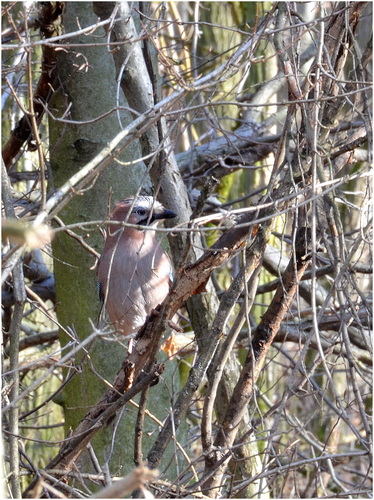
137 218 151 225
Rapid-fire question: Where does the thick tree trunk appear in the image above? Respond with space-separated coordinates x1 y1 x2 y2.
49 2 182 482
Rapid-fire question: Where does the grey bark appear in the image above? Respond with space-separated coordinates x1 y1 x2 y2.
49 2 182 482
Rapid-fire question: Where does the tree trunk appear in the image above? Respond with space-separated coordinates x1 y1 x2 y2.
50 2 183 482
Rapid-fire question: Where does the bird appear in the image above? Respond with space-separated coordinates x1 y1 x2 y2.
97 196 177 339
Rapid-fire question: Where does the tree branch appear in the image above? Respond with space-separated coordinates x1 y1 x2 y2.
2 2 64 169
1 159 27 498
200 227 313 496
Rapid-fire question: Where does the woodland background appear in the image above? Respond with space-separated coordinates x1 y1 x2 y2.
1 2 372 498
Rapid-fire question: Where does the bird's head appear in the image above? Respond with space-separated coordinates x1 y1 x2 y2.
110 196 177 227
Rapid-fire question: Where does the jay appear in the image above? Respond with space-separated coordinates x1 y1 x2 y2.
97 196 176 338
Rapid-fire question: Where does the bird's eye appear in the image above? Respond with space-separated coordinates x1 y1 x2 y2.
135 208 147 217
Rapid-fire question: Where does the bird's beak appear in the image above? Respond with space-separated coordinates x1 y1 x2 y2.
153 208 177 221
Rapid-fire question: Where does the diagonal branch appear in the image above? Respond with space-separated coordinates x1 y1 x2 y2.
23 185 283 492
22 363 165 496
2 2 64 169
200 227 313 497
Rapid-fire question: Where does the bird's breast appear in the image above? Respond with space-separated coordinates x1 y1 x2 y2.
97 231 172 336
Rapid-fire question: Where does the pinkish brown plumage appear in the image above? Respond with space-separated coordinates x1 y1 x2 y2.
97 196 176 337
